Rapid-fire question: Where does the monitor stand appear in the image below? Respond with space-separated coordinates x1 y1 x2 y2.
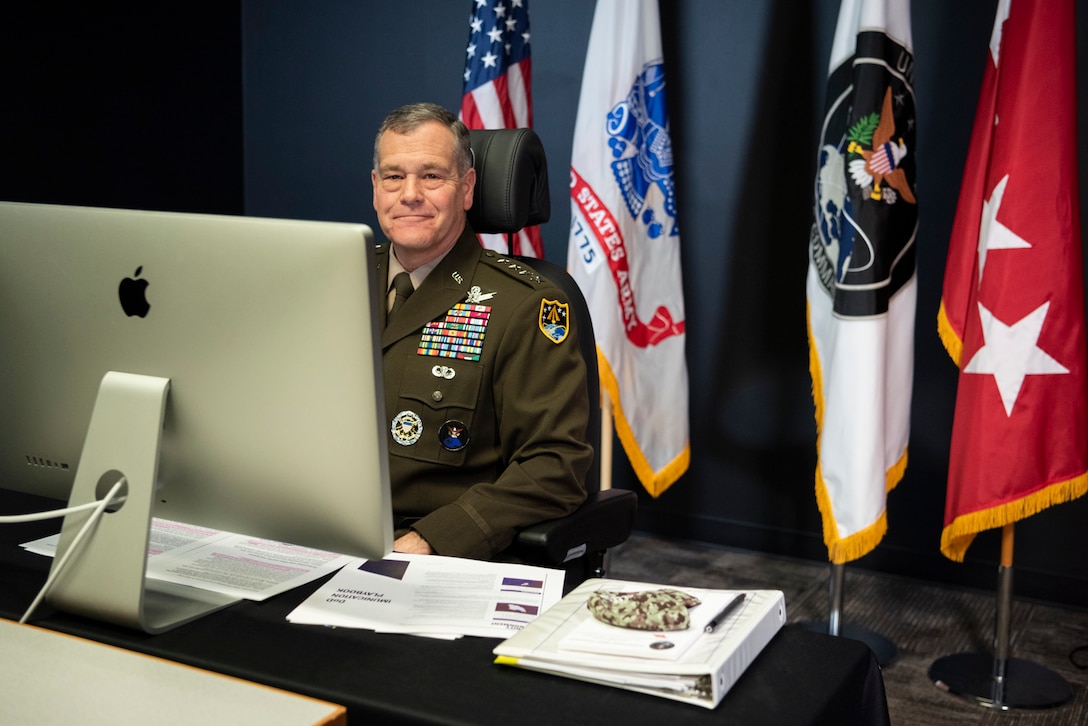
45 371 239 633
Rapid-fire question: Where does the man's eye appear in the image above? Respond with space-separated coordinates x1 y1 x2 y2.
421 175 448 189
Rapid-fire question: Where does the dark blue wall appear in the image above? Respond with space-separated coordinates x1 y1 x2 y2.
0 5 243 214
5 2 1088 607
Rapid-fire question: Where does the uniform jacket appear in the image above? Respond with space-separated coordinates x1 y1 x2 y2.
377 226 592 559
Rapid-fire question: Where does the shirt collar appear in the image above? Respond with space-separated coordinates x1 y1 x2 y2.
388 247 444 292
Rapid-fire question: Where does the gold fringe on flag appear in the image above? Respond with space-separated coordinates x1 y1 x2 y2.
597 349 690 498
807 303 907 564
940 469 1088 562
936 301 963 367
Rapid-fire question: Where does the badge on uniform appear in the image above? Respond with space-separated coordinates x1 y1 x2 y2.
390 410 423 446
539 299 570 344
438 420 469 452
465 285 496 304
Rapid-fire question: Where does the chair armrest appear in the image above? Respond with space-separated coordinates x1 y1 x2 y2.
512 489 638 566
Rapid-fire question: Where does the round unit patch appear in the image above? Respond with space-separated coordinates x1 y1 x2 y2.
438 420 470 452
390 410 423 446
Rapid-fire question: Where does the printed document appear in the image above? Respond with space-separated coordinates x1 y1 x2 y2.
20 519 354 601
287 553 565 638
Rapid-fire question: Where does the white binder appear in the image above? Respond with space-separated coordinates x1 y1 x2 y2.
493 579 786 709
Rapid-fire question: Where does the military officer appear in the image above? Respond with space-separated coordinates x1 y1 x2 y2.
372 102 591 560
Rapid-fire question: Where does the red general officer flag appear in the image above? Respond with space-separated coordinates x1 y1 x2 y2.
937 0 1088 561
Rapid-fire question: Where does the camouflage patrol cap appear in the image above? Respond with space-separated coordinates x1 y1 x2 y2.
587 588 702 631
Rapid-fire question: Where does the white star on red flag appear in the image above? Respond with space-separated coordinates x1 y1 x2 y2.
964 301 1069 416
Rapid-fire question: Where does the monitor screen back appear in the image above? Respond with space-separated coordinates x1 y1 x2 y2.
0 202 392 559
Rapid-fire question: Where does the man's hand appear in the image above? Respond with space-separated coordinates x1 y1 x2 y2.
393 530 434 555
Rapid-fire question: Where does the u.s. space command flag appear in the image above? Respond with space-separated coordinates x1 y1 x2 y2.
937 0 1088 562
567 0 690 497
460 0 543 258
807 0 917 564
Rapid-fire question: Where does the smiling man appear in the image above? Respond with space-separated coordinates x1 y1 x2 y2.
371 103 591 560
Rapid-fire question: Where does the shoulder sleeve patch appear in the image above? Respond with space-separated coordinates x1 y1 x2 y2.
539 299 570 344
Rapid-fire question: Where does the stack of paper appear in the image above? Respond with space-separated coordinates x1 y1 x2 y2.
286 553 566 639
21 520 355 602
493 579 786 709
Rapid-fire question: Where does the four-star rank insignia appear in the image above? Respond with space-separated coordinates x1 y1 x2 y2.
539 299 570 344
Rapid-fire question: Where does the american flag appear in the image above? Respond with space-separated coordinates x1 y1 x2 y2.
460 0 542 257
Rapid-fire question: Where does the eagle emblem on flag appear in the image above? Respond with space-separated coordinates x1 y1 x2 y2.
810 30 917 319
606 62 678 240
846 87 917 205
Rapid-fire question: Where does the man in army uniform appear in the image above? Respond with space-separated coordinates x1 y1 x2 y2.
372 103 592 560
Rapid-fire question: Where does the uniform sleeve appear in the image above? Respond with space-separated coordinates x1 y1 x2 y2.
411 286 592 559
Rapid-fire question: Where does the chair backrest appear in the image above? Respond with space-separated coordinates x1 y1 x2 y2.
467 128 601 494
467 128 550 234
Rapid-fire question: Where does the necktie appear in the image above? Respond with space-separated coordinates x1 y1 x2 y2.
387 271 414 324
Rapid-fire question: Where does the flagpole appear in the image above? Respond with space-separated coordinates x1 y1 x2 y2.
599 391 613 491
928 523 1073 710
801 563 897 666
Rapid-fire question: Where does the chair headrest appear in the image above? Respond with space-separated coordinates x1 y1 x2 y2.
467 128 550 234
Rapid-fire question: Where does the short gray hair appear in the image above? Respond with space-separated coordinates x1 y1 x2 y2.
373 103 473 176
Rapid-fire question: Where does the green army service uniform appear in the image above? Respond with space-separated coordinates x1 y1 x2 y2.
377 227 592 560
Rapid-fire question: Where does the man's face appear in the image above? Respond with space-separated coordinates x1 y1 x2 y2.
372 122 475 270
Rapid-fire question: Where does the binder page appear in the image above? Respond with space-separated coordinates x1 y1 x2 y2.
558 586 745 661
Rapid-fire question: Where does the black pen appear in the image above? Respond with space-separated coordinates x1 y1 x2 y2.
704 593 746 634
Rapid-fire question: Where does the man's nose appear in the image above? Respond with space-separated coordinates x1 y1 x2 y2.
399 175 422 202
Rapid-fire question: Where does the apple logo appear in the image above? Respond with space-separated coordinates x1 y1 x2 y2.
118 266 151 318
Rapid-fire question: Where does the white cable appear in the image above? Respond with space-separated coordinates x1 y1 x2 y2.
19 477 127 624
0 496 128 524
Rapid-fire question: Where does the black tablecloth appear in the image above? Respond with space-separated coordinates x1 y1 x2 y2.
1 490 890 725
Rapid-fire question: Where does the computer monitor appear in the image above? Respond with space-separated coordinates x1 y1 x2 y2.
0 201 393 632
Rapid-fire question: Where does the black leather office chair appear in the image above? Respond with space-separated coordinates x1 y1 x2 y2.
468 128 638 591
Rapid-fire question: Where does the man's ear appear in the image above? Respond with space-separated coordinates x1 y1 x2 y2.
461 167 477 211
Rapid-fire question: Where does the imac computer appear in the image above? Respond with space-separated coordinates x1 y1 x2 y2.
0 201 393 632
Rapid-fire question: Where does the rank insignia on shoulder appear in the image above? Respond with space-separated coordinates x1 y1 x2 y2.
539 299 570 344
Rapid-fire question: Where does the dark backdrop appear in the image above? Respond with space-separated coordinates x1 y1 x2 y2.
4 1 1088 608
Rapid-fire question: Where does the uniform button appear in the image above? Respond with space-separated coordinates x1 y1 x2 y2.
432 390 443 402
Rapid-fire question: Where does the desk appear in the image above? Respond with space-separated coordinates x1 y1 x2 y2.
1 619 345 725
1 491 890 725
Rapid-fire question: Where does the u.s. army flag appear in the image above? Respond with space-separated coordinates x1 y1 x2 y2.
567 0 689 497
807 0 917 563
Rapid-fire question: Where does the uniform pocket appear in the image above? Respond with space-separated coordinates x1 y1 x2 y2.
388 355 483 465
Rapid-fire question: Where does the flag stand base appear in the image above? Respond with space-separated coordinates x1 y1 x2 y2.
929 653 1072 710
930 528 1072 710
